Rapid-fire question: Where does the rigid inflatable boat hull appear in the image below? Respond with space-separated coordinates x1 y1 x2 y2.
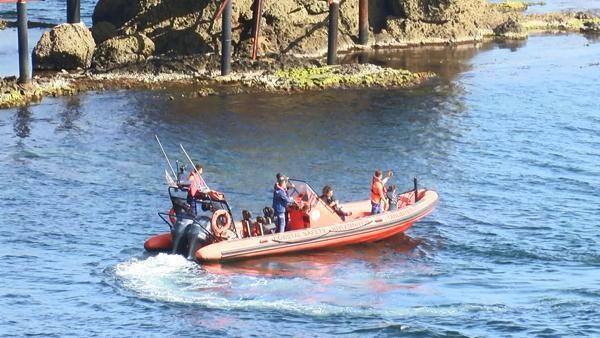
196 190 438 262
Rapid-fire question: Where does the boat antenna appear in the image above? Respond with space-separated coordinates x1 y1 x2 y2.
155 135 177 179
180 144 210 190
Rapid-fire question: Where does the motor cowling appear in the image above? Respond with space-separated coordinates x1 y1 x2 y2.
171 216 212 259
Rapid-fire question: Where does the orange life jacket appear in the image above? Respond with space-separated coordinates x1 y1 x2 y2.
188 172 200 197
370 176 385 204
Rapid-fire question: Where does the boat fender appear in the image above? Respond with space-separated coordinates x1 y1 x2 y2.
169 208 176 225
211 209 232 239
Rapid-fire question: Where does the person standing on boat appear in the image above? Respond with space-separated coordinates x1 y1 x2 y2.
386 185 398 211
371 169 393 214
187 164 209 211
273 174 293 233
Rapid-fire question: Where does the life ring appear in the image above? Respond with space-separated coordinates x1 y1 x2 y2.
211 209 232 239
169 208 176 225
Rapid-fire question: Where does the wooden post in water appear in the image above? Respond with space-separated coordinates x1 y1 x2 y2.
251 0 264 60
221 0 232 75
359 0 368 45
17 0 30 84
327 0 339 65
67 0 80 24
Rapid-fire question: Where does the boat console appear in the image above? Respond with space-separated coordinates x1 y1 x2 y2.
286 179 343 230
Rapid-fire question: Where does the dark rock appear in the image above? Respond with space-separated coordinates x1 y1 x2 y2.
92 0 140 27
91 21 118 44
32 23 96 70
494 18 523 35
92 33 155 69
581 21 600 33
575 11 595 20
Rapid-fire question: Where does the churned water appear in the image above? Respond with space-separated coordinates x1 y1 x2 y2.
1 2 600 336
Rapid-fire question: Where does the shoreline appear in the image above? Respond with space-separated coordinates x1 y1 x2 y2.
1 8 599 109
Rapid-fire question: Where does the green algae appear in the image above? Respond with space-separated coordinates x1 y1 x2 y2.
522 16 600 32
496 1 545 12
274 65 428 91
0 81 73 109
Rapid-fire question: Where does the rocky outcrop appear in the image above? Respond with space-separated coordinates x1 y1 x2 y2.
32 23 96 70
92 33 155 69
90 0 511 64
92 0 362 58
85 0 596 71
385 0 507 43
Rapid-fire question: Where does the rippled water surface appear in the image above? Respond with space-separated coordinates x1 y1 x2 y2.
1 19 600 338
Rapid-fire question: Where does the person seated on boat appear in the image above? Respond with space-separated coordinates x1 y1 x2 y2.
371 169 393 214
320 185 351 220
386 185 398 211
272 174 294 233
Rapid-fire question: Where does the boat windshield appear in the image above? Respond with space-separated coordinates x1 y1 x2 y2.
287 179 319 209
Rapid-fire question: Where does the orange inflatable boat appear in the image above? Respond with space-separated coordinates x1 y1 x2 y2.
145 179 438 263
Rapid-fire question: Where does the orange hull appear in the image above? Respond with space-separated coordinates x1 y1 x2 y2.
196 190 438 262
144 232 172 251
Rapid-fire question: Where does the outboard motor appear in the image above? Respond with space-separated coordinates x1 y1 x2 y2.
169 197 213 258
185 216 212 260
171 216 212 259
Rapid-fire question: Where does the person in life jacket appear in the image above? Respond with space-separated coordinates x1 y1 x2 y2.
186 164 210 212
272 174 294 233
371 169 393 214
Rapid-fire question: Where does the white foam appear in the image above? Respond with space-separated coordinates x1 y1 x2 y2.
113 254 508 318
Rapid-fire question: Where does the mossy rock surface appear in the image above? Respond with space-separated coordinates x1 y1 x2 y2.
496 1 544 12
273 65 430 90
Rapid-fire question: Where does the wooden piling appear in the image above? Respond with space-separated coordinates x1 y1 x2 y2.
251 0 263 60
221 0 232 75
359 0 368 45
17 0 30 84
327 0 339 65
67 0 80 24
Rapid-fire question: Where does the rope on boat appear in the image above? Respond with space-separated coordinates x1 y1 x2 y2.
329 220 374 233
271 230 331 244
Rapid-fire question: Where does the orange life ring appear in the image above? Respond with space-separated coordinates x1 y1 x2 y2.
211 209 232 239
169 208 176 225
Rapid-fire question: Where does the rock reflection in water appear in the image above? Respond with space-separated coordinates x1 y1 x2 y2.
56 96 83 132
13 106 31 138
344 43 498 80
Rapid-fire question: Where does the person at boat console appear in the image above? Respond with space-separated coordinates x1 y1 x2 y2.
272 174 294 233
184 164 210 213
371 169 393 214
320 185 351 220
